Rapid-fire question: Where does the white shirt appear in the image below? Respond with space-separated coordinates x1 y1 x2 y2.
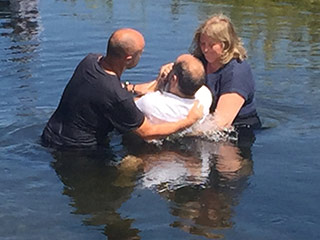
134 86 214 190
135 85 212 124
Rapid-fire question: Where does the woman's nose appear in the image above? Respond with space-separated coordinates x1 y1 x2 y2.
201 45 207 52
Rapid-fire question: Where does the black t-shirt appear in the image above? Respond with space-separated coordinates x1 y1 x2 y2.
42 53 145 148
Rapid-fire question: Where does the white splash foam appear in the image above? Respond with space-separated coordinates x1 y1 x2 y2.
174 114 238 142
147 115 238 145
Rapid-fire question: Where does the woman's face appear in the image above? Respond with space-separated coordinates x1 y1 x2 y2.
199 33 223 64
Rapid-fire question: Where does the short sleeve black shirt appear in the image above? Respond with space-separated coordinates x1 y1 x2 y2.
42 54 144 148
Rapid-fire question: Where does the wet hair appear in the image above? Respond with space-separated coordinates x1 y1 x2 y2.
190 13 247 65
172 60 205 97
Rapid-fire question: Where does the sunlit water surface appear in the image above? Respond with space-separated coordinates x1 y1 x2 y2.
0 0 320 239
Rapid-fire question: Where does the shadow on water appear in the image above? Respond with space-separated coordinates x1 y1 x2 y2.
49 131 255 239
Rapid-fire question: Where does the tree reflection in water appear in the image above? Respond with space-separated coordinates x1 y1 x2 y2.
0 0 41 64
50 130 255 239
165 141 253 239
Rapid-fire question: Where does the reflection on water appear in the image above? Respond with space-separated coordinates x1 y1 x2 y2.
1 0 320 239
0 0 42 121
51 148 141 240
0 0 41 66
51 148 142 240
1 0 40 39
50 134 254 239
0 0 42 139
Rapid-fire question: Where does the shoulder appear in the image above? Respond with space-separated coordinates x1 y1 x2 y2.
224 59 252 79
195 85 212 98
206 59 252 86
135 91 163 109
79 53 101 65
194 86 213 114
75 53 103 77
221 59 255 99
233 59 252 75
215 59 253 90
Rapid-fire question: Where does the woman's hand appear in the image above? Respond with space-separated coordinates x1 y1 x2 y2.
156 62 174 90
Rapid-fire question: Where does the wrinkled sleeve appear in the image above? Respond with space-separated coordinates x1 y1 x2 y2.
107 97 145 133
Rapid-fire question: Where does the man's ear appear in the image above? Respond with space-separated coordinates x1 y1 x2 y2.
171 74 178 85
125 55 133 61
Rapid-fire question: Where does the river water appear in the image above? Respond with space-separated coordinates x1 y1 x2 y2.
0 0 319 239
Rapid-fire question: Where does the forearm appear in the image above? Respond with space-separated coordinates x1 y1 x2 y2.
134 100 203 140
214 93 245 129
134 117 194 141
213 111 236 129
127 80 157 96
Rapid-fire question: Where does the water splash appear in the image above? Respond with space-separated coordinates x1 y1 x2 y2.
147 115 238 146
167 114 238 143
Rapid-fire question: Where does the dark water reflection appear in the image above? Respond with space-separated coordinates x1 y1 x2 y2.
51 149 141 240
49 134 255 239
1 0 320 239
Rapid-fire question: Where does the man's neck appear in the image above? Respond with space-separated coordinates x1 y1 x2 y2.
99 56 124 79
168 87 194 99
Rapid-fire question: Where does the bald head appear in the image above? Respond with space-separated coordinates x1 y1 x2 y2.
172 54 205 96
106 28 145 59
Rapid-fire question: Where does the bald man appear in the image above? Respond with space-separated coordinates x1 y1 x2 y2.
41 29 202 148
135 54 212 125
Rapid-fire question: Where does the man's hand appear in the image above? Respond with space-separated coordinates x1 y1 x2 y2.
156 62 174 90
133 80 157 97
134 62 174 96
187 100 204 123
158 62 174 79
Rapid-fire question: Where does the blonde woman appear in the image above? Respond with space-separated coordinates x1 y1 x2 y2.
155 14 261 132
190 14 261 130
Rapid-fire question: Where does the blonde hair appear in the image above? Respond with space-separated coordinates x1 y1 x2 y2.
190 14 247 65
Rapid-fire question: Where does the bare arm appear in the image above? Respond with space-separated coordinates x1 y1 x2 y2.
129 80 157 96
127 62 174 96
214 93 245 129
134 101 203 140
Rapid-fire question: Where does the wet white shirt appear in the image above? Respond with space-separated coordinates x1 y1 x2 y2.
135 85 212 124
135 86 213 190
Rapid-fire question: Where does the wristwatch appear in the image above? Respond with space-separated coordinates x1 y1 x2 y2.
123 81 135 94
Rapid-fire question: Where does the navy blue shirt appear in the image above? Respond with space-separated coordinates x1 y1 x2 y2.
206 59 260 127
42 54 145 148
